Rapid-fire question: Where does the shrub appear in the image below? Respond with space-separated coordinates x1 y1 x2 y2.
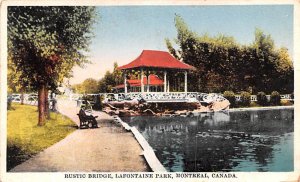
280 100 293 106
81 95 103 111
270 91 281 106
223 91 236 107
240 91 251 107
250 101 260 107
93 95 103 111
257 92 268 106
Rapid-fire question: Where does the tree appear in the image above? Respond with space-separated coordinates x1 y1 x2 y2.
97 62 124 93
166 15 293 94
112 62 123 86
71 83 84 94
274 48 294 93
81 78 99 94
8 6 97 126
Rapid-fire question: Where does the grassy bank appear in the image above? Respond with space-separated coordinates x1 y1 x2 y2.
7 103 77 171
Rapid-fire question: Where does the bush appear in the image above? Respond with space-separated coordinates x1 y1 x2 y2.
81 95 103 111
240 91 251 107
257 92 268 106
93 95 103 111
270 91 281 106
250 101 260 107
280 100 293 106
223 91 236 107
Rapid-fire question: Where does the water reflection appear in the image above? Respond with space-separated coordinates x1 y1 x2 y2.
122 109 294 172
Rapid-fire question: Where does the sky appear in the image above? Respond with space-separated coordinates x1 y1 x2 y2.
69 5 293 85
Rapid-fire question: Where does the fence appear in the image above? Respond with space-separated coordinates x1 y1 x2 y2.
234 94 293 102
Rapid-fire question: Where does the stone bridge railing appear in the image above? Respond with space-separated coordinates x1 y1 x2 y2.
99 92 227 103
128 92 199 102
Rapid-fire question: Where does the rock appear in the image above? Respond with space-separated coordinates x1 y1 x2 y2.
175 110 188 115
119 110 131 117
210 100 230 111
164 110 175 114
142 109 156 115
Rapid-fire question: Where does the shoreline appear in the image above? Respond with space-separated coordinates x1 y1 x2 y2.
113 116 167 172
110 105 294 118
229 105 294 112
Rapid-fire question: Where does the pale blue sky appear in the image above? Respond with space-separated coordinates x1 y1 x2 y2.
70 5 293 84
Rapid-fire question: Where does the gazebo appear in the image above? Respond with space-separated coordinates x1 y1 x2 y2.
118 50 195 94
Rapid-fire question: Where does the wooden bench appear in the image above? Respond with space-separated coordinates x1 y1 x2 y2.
77 109 98 129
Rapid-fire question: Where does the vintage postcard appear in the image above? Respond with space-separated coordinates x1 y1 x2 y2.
0 0 299 181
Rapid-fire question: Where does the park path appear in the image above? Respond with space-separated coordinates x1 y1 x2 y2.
10 99 148 172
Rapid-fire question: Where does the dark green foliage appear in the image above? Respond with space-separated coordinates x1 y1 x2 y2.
240 91 251 107
92 95 103 111
166 15 294 94
98 62 123 93
81 94 102 111
257 92 268 106
223 91 236 107
270 91 281 106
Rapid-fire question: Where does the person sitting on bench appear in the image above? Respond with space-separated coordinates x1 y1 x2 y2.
79 107 98 128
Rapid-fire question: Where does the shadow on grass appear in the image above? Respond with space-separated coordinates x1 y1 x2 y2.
7 144 34 171
57 124 79 129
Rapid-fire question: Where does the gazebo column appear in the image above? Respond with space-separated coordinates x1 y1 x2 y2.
124 71 127 93
167 79 170 92
146 70 150 92
141 68 144 93
164 70 167 92
184 71 187 93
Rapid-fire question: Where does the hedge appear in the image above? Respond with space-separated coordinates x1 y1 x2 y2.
223 91 236 107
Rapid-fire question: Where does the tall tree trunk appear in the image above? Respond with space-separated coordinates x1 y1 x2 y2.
38 83 46 126
45 86 50 119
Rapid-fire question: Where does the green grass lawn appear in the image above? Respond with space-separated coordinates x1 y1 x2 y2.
7 103 77 171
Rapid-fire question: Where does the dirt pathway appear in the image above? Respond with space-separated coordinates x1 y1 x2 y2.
10 99 148 172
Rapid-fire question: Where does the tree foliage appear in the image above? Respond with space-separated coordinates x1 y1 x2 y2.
166 15 294 94
8 6 97 125
98 62 123 93
72 78 99 94
8 6 96 89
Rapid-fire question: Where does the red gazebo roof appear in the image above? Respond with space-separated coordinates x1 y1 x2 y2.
118 50 195 70
114 74 164 89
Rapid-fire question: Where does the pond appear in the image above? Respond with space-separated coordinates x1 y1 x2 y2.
122 108 294 172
